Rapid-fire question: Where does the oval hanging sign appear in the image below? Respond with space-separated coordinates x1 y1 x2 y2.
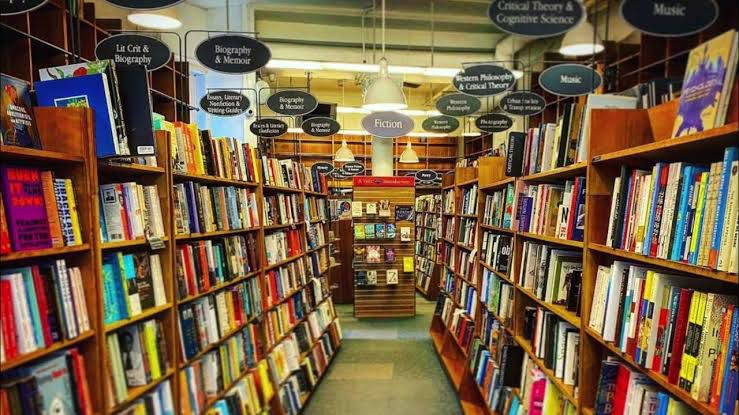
341 162 365 176
620 0 718 37
415 169 439 182
1 0 47 15
95 34 171 71
476 113 514 133
196 34 271 74
301 117 340 137
487 0 585 38
199 90 250 117
104 0 182 9
311 162 334 175
499 91 546 116
361 111 414 138
538 64 602 97
422 115 460 133
329 169 349 179
249 118 288 138
435 93 481 116
267 90 318 116
452 64 516 96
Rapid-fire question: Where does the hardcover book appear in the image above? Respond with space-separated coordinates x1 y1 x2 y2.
351 201 363 217
365 202 377 215
386 269 398 285
1 73 40 148
400 226 411 241
0 165 52 251
378 200 391 217
374 223 385 239
385 247 396 263
366 245 382 263
367 270 377 285
386 223 397 238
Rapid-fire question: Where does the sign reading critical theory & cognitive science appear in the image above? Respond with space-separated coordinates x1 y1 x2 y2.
487 0 585 38
199 90 250 116
95 34 171 71
196 34 271 74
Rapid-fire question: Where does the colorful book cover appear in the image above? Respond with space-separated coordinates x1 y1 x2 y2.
364 223 375 239
385 247 396 263
117 324 147 387
403 256 414 272
0 165 52 251
375 223 385 239
4 352 77 414
386 223 397 238
365 245 381 263
353 224 365 240
366 270 377 285
386 269 398 285
1 74 40 148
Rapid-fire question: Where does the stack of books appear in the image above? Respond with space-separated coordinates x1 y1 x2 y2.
522 306 580 387
482 183 515 229
264 259 310 307
517 242 582 310
264 229 304 265
99 182 165 243
101 251 167 325
173 183 260 235
516 178 586 242
264 192 302 226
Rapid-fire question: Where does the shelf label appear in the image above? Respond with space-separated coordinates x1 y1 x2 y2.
476 113 514 132
538 63 602 97
267 90 318 116
453 64 516 96
311 162 334 175
1 0 47 15
199 90 250 116
422 115 459 133
620 0 718 37
499 91 545 116
415 169 439 182
249 118 287 138
341 161 365 176
95 34 171 71
361 111 414 138
196 34 271 74
301 117 340 136
147 236 166 250
487 0 585 38
435 93 481 116
104 0 182 9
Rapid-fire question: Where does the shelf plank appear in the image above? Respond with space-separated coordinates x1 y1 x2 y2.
518 232 584 249
0 330 95 371
520 162 587 182
0 243 91 263
479 223 515 234
175 227 260 241
480 176 515 191
176 270 260 306
101 237 169 251
517 287 581 328
0 144 85 163
104 303 173 333
514 335 578 407
108 369 175 414
172 171 259 187
98 162 166 175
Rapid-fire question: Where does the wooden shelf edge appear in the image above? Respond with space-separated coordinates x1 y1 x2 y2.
0 330 95 372
0 243 91 262
520 162 587 182
0 144 85 163
104 303 173 333
514 335 578 407
517 287 581 328
517 232 584 249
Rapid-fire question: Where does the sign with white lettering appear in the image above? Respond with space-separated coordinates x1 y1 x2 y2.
267 90 318 116
538 63 602 97
311 162 334 175
361 111 415 138
104 0 182 9
329 169 349 179
199 90 250 117
620 0 718 37
341 162 365 176
435 93 481 116
301 117 340 137
487 0 585 38
452 64 516 96
1 0 47 15
475 113 514 133
415 169 439 182
195 34 271 74
422 115 460 133
499 91 545 116
249 118 288 138
95 34 171 71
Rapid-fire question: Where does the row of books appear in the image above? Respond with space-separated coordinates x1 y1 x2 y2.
470 337 524 413
353 245 398 264
480 268 514 324
99 182 165 243
416 273 433 292
457 217 477 247
443 217 456 240
1 260 90 361
415 194 441 213
416 211 439 230
102 251 167 325
589 260 738 406
263 192 302 226
482 183 514 229
173 182 260 235
264 229 304 265
619 77 683 109
264 259 312 308
517 242 582 311
121 379 174 415
516 177 586 242
451 247 477 283
1 166 82 253
352 223 400 240
605 149 738 273
415 241 437 263
459 184 479 215
443 189 455 214
260 158 308 190
522 306 579 387
415 227 437 245
198 363 273 415
480 232 513 275
439 294 476 351
306 222 327 250
304 196 328 222
518 356 577 415
264 293 307 348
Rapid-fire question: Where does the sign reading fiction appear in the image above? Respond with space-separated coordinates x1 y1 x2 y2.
361 111 414 138
104 0 182 9
95 34 171 71
475 113 514 133
301 117 340 137
199 90 250 117
249 118 287 138
435 93 481 116
415 169 439 182
196 34 271 74
267 90 318 116
422 115 460 133
487 0 585 38
620 0 718 37
341 162 365 176
499 91 545 116
538 63 602 97
452 64 516 96
1 0 46 15
311 162 334 175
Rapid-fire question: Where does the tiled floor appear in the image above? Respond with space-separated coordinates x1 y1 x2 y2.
303 294 462 415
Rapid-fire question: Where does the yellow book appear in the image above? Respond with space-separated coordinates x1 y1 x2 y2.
158 120 178 160
403 256 414 272
134 402 146 415
257 360 275 402
179 370 192 414
542 380 562 414
188 123 205 175
688 172 709 261
224 291 235 332
245 374 260 415
638 270 654 363
219 345 231 386
64 179 82 245
678 292 699 383
143 321 162 379
250 146 260 183
229 339 239 377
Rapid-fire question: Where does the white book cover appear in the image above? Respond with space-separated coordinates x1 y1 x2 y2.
657 163 682 259
555 321 568 378
719 160 738 271
606 176 622 247
589 265 610 332
540 123 557 174
563 331 579 385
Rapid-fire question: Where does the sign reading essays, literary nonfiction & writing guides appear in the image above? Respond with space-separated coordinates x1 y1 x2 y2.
249 118 288 138
361 112 414 138
199 90 250 116
196 34 271 74
500 91 545 116
538 63 602 97
267 90 318 116
95 34 171 71
452 64 516 96
487 0 585 38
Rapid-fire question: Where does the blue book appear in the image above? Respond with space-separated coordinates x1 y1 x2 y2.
710 147 739 267
619 277 634 350
720 310 739 414
185 182 200 233
34 73 120 158
518 197 533 232
2 352 77 413
670 165 695 260
682 167 708 262
643 163 664 255
572 177 587 241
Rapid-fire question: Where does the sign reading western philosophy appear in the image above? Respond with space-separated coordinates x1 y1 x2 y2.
452 64 516 96
95 34 171 71
499 91 545 116
196 34 271 74
435 93 481 116
199 90 250 116
267 90 318 116
249 118 287 138
620 0 718 37
538 63 602 96
362 111 414 138
487 0 585 38
1 0 47 15
301 117 340 137
475 113 514 133
422 115 460 133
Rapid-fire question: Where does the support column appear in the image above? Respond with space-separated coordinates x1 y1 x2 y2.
371 136 393 176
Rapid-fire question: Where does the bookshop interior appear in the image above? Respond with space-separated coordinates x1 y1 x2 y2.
1 0 739 414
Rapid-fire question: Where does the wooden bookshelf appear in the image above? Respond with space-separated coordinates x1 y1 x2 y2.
414 192 442 300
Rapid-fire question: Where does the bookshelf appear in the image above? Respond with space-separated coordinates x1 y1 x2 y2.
414 191 442 300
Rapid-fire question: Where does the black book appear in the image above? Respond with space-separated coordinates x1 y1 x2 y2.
500 345 525 387
115 65 156 156
612 165 630 248
506 131 526 177
543 313 557 369
565 270 582 314
37 264 64 342
523 307 537 341
556 104 574 168
199 130 215 176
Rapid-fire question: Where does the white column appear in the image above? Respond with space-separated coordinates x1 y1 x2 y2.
371 137 393 176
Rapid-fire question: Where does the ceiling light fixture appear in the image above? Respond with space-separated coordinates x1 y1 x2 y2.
334 139 356 162
399 140 419 163
265 60 460 78
463 132 481 137
559 20 604 57
127 8 182 30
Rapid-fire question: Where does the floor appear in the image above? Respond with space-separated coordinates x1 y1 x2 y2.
303 294 462 415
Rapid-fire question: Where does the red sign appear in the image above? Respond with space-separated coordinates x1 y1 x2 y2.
352 176 415 187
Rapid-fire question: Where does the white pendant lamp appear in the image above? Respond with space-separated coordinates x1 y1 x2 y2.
128 8 182 30
334 139 355 162
399 140 419 163
362 0 407 112
559 19 604 57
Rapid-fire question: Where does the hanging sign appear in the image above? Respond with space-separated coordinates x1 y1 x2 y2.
1 0 47 15
475 113 513 133
538 64 602 97
487 0 585 38
199 90 250 116
196 34 271 74
95 34 171 71
435 93 481 116
341 162 365 176
301 117 340 137
267 90 318 116
104 0 182 9
620 0 718 37
415 170 439 182
452 64 516 96
329 169 349 179
362 111 414 138
249 118 287 138
311 162 334 175
499 91 545 116
422 115 459 133
418 180 436 186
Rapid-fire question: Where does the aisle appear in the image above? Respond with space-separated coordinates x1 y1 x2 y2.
304 294 462 415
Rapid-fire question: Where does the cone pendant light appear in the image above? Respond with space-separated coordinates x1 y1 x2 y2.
559 19 604 57
399 140 419 163
334 139 355 162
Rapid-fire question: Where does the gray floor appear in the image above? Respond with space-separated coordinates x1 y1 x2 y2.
303 294 462 415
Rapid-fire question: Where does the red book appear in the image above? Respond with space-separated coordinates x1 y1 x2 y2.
268 271 278 305
115 184 131 240
626 278 648 358
649 166 670 257
68 348 92 415
0 279 17 360
197 242 210 291
287 300 296 325
0 165 52 251
31 266 53 346
651 292 671 371
611 364 632 415
667 288 694 384
181 246 196 296
566 177 581 240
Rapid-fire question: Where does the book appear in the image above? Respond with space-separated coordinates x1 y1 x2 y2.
0 165 52 251
365 202 377 215
1 73 40 148
386 269 398 285
403 256 414 273
379 200 391 217
366 270 377 285
400 226 411 241
351 201 363 217
365 245 382 263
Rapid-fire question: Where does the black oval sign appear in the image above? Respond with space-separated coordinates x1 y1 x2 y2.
475 113 513 133
95 34 171 71
341 162 365 176
301 117 340 137
329 169 349 179
453 64 516 97
422 115 460 133
487 0 585 38
311 162 334 175
196 34 271 74
539 64 602 97
435 93 481 116
415 170 439 182
104 0 182 9
620 0 718 37
1 0 47 15
500 91 546 116
249 118 287 138
199 90 250 117
267 90 318 116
